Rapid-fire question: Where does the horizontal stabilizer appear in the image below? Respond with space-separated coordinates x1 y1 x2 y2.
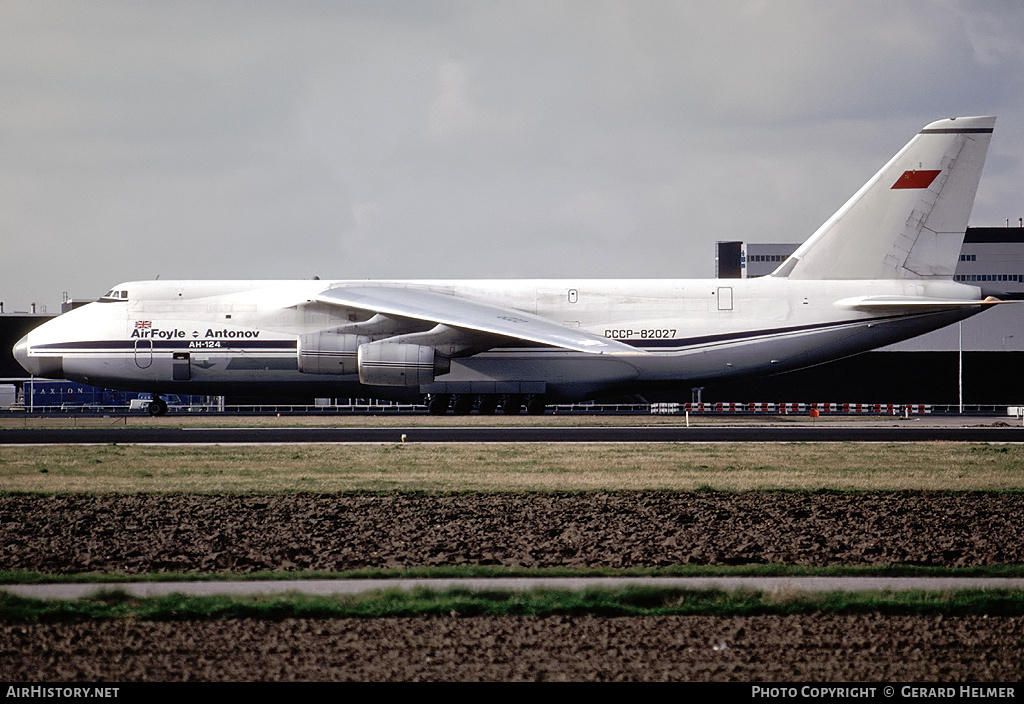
836 295 1007 311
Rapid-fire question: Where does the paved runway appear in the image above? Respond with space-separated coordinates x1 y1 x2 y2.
5 576 1024 600
3 423 1024 444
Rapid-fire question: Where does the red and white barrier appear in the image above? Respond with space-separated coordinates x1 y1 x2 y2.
651 401 934 415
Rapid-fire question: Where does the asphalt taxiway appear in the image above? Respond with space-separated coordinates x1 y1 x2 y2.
2 420 1024 444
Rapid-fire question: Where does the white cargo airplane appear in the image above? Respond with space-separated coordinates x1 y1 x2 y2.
14 116 1003 415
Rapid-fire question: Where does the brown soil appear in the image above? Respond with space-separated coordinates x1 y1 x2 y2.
3 615 1023 682
3 491 1023 681
3 492 1023 572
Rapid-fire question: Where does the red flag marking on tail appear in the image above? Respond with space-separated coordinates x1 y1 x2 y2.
891 169 941 189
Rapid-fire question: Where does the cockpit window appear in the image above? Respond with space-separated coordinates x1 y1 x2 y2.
100 289 129 302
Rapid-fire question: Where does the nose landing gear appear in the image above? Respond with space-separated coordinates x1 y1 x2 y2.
147 396 169 417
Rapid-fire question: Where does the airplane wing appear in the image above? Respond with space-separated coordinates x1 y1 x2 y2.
836 295 1008 311
315 285 638 355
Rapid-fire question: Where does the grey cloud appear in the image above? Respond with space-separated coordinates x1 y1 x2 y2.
0 1 1021 310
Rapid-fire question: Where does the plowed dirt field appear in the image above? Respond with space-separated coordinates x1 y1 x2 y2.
3 491 1023 681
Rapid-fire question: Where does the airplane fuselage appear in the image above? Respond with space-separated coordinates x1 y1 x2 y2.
15 277 985 404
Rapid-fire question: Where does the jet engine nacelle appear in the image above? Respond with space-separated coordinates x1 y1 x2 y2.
297 332 369 375
357 341 450 386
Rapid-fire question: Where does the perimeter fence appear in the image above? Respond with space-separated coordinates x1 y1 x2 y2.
4 401 1024 417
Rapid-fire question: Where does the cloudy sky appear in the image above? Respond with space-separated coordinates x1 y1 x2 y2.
2 0 1022 312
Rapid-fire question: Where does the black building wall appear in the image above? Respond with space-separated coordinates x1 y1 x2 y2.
715 241 743 278
702 351 1024 405
0 316 51 378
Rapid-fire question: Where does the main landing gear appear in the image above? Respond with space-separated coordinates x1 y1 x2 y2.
425 393 548 415
147 396 169 417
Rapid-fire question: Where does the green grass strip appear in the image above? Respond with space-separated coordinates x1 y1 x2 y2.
4 587 1024 622
5 563 1024 585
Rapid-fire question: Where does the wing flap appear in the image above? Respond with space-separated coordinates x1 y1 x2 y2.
315 285 637 355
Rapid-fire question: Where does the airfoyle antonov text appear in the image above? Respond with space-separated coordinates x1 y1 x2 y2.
131 327 261 339
202 329 261 338
131 327 186 339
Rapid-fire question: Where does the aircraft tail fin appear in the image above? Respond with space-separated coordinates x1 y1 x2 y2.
774 116 995 280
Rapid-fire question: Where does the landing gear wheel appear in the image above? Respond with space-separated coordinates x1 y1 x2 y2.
526 396 547 415
427 394 451 415
147 398 168 417
477 395 498 415
501 394 523 415
451 394 475 415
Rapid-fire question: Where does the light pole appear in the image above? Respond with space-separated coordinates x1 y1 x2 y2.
958 321 963 414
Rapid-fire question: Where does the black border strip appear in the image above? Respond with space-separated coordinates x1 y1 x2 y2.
33 339 298 351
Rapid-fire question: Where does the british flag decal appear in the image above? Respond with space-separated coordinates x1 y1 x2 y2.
135 321 152 330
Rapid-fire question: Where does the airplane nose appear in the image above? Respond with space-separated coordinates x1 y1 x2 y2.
13 335 30 373
12 335 64 378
